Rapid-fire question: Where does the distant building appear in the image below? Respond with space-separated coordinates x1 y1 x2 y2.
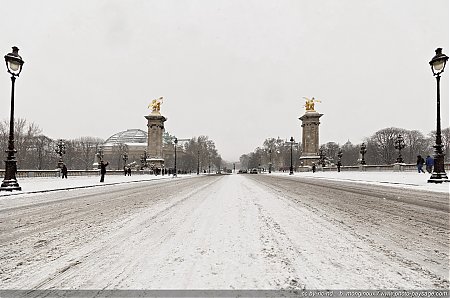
98 129 173 170
100 129 148 170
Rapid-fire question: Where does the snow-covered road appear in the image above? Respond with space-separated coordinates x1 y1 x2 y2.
0 174 448 289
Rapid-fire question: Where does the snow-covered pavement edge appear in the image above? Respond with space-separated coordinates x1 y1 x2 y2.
0 173 197 197
271 171 449 193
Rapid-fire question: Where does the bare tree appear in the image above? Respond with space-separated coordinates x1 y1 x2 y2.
366 127 406 164
403 130 431 163
321 142 340 165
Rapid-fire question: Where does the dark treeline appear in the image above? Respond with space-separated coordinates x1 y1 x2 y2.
240 127 450 170
0 118 224 171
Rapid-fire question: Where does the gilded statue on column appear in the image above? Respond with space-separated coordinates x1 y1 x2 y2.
303 97 321 111
149 97 164 114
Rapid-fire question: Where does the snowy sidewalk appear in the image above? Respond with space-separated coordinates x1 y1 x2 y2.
271 171 449 193
0 173 196 197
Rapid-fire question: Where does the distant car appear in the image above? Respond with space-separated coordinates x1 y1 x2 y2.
250 169 258 174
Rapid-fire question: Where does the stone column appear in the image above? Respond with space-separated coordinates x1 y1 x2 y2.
299 111 323 168
145 112 167 171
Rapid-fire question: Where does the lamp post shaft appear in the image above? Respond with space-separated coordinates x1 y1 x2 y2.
435 75 442 147
428 74 448 182
1 76 21 191
269 150 272 174
7 76 15 156
174 145 177 176
289 142 293 175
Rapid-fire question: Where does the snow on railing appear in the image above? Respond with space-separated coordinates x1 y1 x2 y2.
0 169 153 178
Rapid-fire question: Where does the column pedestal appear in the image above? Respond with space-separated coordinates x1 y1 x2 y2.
299 111 323 167
145 112 167 172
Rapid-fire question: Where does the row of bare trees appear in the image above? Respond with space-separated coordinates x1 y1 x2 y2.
0 118 224 171
163 134 223 173
240 127 450 169
240 137 301 171
0 118 103 170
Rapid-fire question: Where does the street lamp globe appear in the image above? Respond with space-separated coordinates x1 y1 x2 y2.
5 47 24 77
429 48 448 76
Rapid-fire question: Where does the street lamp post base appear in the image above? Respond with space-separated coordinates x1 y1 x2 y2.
0 179 21 191
427 172 450 183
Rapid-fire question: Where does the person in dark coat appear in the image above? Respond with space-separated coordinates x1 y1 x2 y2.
127 167 131 176
337 161 342 173
425 155 434 173
100 161 109 182
416 155 425 173
123 166 127 176
61 164 68 179
312 163 316 173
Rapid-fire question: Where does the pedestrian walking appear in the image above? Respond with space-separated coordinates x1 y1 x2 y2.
416 155 425 173
123 166 127 176
100 160 109 182
127 167 132 176
61 164 68 179
337 161 342 173
425 155 434 173
312 163 316 173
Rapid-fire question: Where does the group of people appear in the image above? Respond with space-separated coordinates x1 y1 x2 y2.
416 155 434 173
123 166 132 176
59 160 132 183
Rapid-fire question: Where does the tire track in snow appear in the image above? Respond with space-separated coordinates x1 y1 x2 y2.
0 175 221 289
27 175 223 289
247 174 449 289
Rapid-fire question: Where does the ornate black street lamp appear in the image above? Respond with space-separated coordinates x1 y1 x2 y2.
288 137 296 175
319 148 326 167
1 47 24 191
268 149 272 174
360 142 367 165
428 48 449 183
394 134 406 163
173 138 178 177
55 139 66 168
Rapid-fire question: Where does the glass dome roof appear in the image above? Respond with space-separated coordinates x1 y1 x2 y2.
104 129 147 144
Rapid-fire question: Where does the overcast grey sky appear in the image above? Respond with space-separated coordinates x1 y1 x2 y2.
0 0 448 161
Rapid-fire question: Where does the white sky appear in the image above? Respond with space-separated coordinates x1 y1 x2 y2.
0 0 448 161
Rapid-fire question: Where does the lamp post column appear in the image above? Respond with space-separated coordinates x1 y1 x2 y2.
269 149 272 174
289 137 294 175
174 138 178 177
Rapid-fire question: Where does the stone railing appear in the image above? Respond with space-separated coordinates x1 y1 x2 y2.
0 169 157 178
318 163 450 172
